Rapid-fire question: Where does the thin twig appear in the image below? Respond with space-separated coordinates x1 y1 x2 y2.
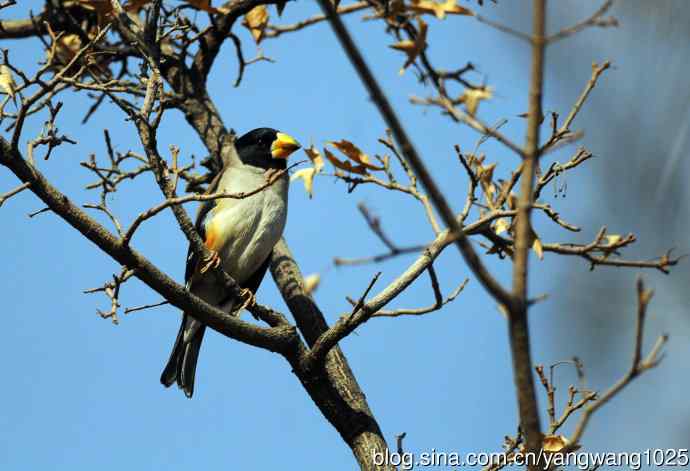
542 62 610 153
546 1 618 44
0 181 29 207
475 14 532 42
265 1 370 38
124 300 169 314
372 275 468 317
568 278 667 446
306 272 382 368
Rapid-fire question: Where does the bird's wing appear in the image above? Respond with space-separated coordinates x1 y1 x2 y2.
184 170 224 286
241 251 271 293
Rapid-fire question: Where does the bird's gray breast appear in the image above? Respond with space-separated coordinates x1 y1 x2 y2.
211 167 288 284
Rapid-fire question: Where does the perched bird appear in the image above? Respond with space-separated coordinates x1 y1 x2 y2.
161 128 301 397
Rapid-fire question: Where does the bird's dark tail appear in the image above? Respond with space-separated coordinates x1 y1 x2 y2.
160 315 205 398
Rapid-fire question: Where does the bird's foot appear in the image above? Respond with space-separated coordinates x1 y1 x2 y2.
238 288 256 312
200 250 221 274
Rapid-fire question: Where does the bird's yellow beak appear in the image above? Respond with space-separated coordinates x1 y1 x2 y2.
271 132 301 159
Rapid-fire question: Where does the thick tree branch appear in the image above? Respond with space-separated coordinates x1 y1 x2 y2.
0 17 46 39
270 239 394 471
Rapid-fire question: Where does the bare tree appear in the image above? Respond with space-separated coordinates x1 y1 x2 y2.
0 1 679 469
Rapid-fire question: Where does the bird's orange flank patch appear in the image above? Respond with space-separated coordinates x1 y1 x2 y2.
204 225 219 250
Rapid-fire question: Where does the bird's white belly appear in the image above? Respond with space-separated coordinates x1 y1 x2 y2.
211 176 287 284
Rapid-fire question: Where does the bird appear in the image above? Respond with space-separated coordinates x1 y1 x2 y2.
160 128 301 398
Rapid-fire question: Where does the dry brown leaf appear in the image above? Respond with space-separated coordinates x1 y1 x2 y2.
477 162 497 203
542 435 570 453
125 0 152 13
75 0 116 25
328 140 384 171
186 0 220 14
276 0 288 16
324 148 367 175
408 0 473 19
303 273 321 295
243 5 269 44
0 65 17 100
389 18 427 75
458 86 493 116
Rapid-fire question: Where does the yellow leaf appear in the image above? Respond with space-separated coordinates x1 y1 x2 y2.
304 145 325 173
494 218 510 235
496 302 509 319
243 5 269 44
328 140 384 171
389 18 427 74
408 0 473 19
324 148 367 175
303 273 321 295
291 146 326 197
186 0 220 14
52 34 83 65
532 236 544 260
477 162 497 204
605 234 622 245
291 168 317 198
0 65 17 99
542 434 570 453
458 86 493 116
477 162 496 185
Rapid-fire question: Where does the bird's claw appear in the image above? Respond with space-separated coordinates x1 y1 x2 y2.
200 250 221 274
239 288 256 312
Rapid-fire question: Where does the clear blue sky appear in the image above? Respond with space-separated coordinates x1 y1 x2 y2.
1 1 689 470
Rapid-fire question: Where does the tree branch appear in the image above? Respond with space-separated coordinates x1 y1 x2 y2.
509 0 546 466
191 0 282 84
0 136 298 353
316 0 513 310
270 239 394 470
265 1 370 39
568 278 667 446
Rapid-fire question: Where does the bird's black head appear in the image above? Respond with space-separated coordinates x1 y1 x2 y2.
235 127 301 170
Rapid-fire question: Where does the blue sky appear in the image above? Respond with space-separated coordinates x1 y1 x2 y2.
1 1 689 470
